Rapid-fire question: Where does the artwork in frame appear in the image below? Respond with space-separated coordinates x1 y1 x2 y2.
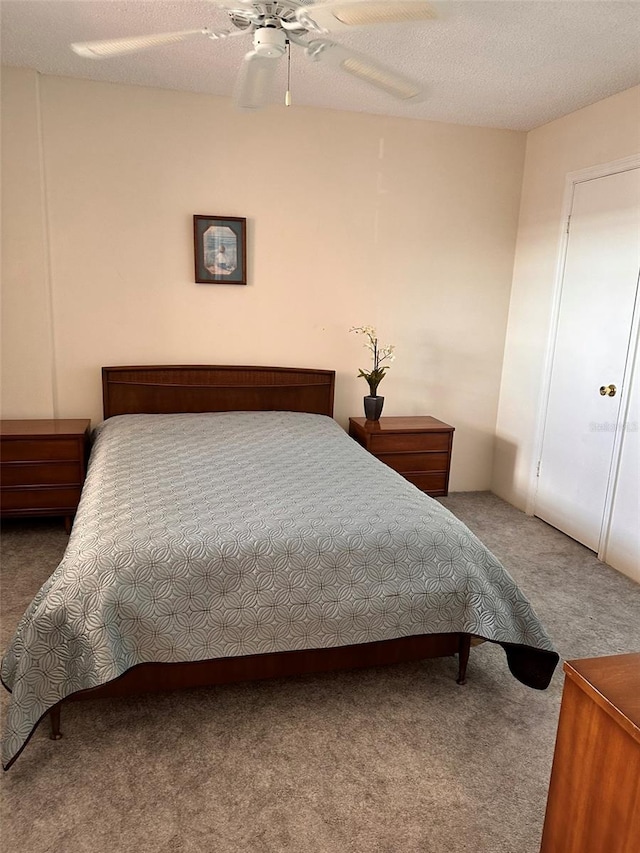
193 215 247 285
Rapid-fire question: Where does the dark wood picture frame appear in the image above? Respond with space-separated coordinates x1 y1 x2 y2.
193 215 247 285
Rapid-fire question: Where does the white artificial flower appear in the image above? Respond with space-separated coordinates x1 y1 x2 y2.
349 326 396 390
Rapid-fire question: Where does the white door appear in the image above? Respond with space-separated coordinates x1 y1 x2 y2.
535 167 640 551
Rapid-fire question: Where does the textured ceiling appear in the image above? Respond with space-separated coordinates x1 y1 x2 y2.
2 0 639 130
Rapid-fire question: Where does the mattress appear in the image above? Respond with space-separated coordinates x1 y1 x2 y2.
1 412 559 768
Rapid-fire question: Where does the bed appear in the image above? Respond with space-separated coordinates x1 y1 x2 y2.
1 365 559 770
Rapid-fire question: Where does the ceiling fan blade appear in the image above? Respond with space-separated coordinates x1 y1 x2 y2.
203 0 258 9
297 0 436 33
71 28 225 59
234 51 280 110
306 39 424 101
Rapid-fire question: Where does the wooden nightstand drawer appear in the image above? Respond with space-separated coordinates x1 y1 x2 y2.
1 461 83 487
368 432 451 454
376 451 450 473
0 487 83 513
0 438 81 463
403 472 449 495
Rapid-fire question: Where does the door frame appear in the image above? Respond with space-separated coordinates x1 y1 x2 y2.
527 154 640 562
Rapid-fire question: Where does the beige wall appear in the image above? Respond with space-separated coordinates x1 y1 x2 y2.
1 68 55 417
493 85 640 509
1 67 526 491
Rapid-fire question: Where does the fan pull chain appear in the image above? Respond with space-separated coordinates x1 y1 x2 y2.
285 39 292 107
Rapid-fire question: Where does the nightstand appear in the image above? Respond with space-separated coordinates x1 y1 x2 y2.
541 654 640 852
0 419 91 532
348 416 454 496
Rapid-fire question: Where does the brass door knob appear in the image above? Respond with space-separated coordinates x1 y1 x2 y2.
599 384 617 397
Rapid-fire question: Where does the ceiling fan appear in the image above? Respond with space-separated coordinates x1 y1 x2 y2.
71 0 438 110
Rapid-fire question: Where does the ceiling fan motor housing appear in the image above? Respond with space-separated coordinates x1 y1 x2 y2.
254 26 287 57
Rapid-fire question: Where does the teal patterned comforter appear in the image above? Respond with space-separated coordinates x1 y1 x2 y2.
1 412 558 768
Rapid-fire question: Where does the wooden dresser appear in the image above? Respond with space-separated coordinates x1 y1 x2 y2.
540 653 640 853
0 419 91 532
348 416 454 497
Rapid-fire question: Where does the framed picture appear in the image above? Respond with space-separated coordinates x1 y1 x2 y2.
193 215 247 285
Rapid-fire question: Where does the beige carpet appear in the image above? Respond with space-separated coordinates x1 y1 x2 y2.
1 492 638 853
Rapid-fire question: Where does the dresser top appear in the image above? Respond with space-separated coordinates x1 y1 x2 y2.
349 416 454 433
0 419 91 438
565 653 640 744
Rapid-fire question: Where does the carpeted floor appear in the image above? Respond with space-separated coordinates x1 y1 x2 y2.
1 492 638 853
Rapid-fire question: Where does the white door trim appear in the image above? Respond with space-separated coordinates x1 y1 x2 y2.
527 155 640 560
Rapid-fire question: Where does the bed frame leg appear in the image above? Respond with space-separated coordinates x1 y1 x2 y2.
49 705 63 740
457 634 471 685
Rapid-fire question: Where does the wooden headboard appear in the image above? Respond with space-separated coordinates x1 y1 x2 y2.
102 365 335 419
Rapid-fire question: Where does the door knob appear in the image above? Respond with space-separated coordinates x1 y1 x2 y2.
599 384 617 397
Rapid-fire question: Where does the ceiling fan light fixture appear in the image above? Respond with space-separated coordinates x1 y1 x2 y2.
341 56 421 99
235 50 280 109
253 27 287 57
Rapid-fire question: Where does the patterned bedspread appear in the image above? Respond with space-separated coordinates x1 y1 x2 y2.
1 412 558 768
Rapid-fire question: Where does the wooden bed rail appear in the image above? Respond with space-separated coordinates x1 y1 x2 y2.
49 634 472 739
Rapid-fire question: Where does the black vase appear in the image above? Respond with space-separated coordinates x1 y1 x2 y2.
364 395 384 421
